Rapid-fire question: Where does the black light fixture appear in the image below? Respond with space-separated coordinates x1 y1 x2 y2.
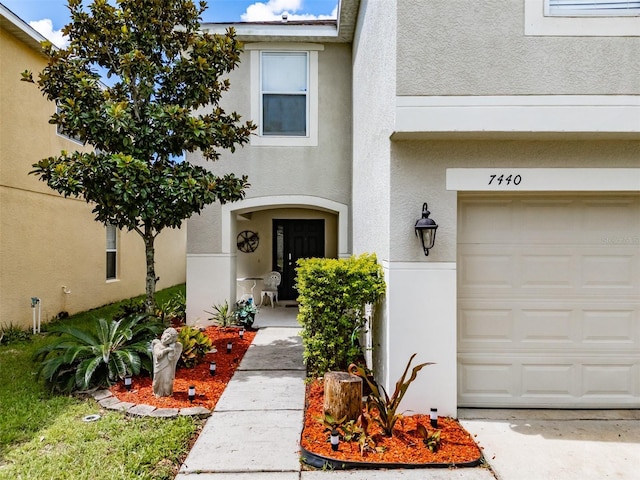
239 328 245 339
124 375 132 391
209 361 217 376
430 408 438 428
330 429 340 451
188 385 196 402
415 203 438 256
226 341 233 353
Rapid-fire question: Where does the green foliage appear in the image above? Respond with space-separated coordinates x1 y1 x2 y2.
0 398 199 480
318 413 377 456
349 353 433 436
0 285 187 458
0 323 31 345
159 291 186 325
22 0 255 314
416 422 441 452
234 298 256 328
206 300 236 327
177 326 213 368
296 254 386 376
113 298 146 321
33 314 163 393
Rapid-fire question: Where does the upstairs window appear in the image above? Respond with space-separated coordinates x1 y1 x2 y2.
248 43 321 147
106 224 117 280
546 0 640 16
261 52 308 137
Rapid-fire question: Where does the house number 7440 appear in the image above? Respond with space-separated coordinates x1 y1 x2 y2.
488 174 522 186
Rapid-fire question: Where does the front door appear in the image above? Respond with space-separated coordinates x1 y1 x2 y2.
273 219 325 300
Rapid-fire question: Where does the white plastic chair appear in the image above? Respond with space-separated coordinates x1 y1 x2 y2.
260 271 281 308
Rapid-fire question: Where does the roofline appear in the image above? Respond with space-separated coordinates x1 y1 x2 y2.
0 3 49 54
202 0 359 43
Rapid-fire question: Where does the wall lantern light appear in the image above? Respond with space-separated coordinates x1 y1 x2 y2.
415 203 438 256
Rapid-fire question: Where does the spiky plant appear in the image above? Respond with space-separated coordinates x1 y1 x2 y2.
33 314 163 393
349 353 433 436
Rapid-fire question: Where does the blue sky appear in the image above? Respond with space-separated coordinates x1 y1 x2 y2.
2 0 338 47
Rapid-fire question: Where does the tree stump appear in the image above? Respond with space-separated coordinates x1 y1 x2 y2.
323 371 363 422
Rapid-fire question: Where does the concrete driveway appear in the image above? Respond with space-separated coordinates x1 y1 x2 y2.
459 409 640 480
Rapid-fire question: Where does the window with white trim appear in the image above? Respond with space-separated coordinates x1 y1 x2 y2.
261 52 308 136
546 0 640 16
525 0 640 35
106 224 117 280
248 43 321 147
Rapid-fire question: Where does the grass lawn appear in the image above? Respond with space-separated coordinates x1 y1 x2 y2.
0 285 201 480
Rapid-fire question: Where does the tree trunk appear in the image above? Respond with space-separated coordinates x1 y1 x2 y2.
143 230 156 315
323 371 363 422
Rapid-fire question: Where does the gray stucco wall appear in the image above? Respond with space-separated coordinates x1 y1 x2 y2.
187 42 353 254
352 0 396 260
389 139 640 261
397 0 640 96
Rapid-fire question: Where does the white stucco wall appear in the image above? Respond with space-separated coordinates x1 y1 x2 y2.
396 0 640 96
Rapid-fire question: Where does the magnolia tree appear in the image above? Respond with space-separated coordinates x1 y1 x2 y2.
23 0 255 314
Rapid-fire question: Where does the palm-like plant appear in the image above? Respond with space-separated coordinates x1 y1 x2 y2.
33 314 163 393
349 353 433 436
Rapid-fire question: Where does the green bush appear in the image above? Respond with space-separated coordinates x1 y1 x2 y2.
206 300 236 327
177 325 213 368
33 314 163 393
0 322 31 345
296 253 386 376
159 291 186 325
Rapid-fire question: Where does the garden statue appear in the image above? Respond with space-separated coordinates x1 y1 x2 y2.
152 327 183 397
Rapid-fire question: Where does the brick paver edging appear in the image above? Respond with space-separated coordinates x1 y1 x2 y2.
91 389 211 418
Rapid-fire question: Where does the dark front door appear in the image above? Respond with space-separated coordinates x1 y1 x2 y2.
273 219 325 300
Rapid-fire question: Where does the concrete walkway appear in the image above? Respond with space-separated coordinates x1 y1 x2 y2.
175 305 640 480
175 304 493 480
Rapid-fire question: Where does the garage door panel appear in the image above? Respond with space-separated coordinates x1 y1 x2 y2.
582 309 637 344
458 193 640 407
460 301 638 352
459 355 640 407
458 251 515 289
581 252 638 290
460 247 638 296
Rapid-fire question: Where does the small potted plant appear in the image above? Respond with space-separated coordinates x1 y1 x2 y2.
234 298 257 329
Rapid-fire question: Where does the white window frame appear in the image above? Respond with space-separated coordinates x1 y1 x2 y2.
106 224 118 281
525 0 640 35
546 0 640 16
247 43 322 147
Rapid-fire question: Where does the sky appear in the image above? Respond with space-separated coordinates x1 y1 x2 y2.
2 0 339 47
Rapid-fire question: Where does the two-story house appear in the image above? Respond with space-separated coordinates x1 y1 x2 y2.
1 4 186 330
187 0 640 415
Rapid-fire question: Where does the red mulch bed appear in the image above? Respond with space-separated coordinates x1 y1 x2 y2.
301 379 482 466
110 325 256 410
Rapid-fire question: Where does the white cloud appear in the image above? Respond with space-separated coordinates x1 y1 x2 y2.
241 1 337 22
29 19 69 48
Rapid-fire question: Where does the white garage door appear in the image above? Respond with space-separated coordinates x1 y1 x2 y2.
458 194 640 408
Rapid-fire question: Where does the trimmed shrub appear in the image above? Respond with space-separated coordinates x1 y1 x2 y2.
296 253 385 376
